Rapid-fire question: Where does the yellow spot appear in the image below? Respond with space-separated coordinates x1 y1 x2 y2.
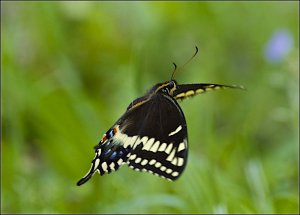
196 89 205 94
205 87 214 91
176 93 185 98
185 90 195 96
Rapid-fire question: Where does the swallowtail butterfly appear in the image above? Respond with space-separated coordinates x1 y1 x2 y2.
77 47 243 186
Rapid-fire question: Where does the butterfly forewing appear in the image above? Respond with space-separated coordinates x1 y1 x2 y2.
174 83 243 101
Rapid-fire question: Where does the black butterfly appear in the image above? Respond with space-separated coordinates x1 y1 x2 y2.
77 47 243 186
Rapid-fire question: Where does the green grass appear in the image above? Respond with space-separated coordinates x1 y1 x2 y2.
2 1 299 213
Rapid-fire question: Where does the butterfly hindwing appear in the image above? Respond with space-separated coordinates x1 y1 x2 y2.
76 127 131 186
118 93 188 180
77 92 188 185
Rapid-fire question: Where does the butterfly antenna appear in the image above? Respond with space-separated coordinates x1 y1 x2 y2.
171 46 199 80
171 62 177 80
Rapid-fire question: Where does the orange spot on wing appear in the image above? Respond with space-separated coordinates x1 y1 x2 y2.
113 127 118 134
102 135 108 142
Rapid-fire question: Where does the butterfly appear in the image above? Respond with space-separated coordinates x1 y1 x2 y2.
77 46 243 186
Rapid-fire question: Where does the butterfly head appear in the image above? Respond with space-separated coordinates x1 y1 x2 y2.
153 80 178 96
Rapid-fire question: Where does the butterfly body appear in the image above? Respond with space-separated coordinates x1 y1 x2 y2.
77 79 242 186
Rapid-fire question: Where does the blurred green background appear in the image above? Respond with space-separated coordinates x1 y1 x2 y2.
2 1 299 214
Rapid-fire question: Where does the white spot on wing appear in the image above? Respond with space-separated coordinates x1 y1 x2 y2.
155 162 162 168
171 157 178 166
177 157 184 166
101 162 108 171
94 158 100 170
166 148 176 161
117 159 123 166
158 143 167 152
177 142 186 152
141 159 148 166
166 168 173 174
135 157 142 163
109 162 115 170
172 171 179 177
149 140 160 152
160 166 166 171
113 125 138 149
168 125 182 136
142 137 154 151
149 159 156 165
123 135 138 148
113 127 126 141
165 143 173 154
134 136 148 149
129 154 136 160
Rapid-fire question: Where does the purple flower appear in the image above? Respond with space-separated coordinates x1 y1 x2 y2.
264 29 294 63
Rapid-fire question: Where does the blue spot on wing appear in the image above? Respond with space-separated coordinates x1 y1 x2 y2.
100 139 131 163
109 151 118 160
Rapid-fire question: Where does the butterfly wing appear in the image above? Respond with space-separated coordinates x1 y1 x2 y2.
120 93 188 181
174 83 244 101
77 92 188 185
76 127 132 186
